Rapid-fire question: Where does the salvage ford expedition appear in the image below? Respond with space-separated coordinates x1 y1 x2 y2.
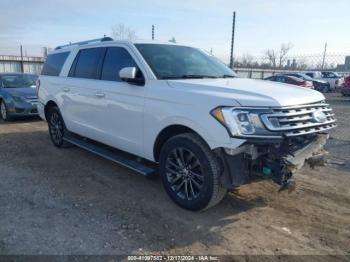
37 37 336 211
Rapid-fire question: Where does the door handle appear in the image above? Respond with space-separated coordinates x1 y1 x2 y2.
95 92 105 98
63 87 70 92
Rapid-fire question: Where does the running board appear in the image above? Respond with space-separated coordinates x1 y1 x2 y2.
63 134 156 177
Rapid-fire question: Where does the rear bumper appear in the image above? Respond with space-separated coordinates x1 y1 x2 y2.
216 133 329 190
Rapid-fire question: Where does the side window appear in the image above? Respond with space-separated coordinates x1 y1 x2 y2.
41 52 70 76
101 47 138 81
322 72 330 78
71 48 105 79
276 76 285 82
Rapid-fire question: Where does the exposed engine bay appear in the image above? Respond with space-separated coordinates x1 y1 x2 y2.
217 133 329 191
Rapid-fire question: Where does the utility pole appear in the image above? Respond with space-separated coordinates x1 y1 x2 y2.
229 11 236 69
152 24 155 40
321 43 327 70
20 45 24 73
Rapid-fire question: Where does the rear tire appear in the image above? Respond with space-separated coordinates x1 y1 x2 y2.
159 133 227 211
323 85 330 93
47 107 71 148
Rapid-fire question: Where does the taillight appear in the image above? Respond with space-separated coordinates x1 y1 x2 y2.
298 81 313 88
345 77 350 86
335 79 339 85
36 79 41 95
297 81 307 87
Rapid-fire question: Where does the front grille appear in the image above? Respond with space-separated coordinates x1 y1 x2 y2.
25 96 38 104
260 102 336 137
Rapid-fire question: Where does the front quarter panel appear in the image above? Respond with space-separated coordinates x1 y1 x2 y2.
142 80 245 161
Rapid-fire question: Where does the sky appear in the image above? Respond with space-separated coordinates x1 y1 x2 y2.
0 0 349 62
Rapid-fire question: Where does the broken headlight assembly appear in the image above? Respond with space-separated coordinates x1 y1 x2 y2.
211 107 279 138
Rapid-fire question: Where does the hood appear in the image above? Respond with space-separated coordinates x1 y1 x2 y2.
167 78 325 107
3 87 37 98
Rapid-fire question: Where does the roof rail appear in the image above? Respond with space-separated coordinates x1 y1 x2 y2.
55 37 113 50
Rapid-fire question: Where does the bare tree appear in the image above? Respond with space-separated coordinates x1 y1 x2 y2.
264 49 277 68
241 53 254 67
264 43 293 68
278 43 293 67
111 24 137 41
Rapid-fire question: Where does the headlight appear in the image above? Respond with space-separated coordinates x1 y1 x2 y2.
211 107 279 138
12 96 24 102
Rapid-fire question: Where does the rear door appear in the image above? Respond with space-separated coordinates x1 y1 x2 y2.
62 47 107 139
321 72 337 89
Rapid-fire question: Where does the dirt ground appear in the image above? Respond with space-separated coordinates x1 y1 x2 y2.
0 93 349 258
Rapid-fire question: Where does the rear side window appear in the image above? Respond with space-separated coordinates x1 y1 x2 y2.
70 48 105 79
305 73 313 78
41 52 70 76
101 47 137 81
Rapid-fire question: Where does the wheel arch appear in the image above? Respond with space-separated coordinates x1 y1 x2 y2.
44 100 59 120
153 124 208 162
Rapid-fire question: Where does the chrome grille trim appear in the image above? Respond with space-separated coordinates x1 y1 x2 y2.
260 102 336 136
25 96 38 104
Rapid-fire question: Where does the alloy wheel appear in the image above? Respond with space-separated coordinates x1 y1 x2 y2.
165 147 204 200
49 111 64 145
0 102 7 120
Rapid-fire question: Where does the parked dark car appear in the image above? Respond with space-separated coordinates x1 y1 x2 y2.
341 75 350 96
264 74 314 88
0 73 39 121
344 75 350 88
284 73 330 93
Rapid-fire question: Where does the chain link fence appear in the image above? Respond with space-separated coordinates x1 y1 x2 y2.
1 45 350 78
233 53 350 79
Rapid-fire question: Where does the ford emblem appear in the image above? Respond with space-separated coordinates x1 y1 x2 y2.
312 110 327 123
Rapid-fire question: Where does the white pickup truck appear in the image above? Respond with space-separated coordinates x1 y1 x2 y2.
37 38 336 211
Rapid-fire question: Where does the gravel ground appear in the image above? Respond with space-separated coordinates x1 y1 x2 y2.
0 93 349 257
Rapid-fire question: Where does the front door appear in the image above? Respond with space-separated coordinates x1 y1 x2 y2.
91 46 146 156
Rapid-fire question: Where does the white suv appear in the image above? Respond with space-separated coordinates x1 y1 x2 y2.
37 37 336 211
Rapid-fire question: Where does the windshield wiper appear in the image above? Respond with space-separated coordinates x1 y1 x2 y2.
181 75 218 79
221 74 235 78
160 75 220 80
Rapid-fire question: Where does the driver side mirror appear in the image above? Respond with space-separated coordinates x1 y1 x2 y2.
119 67 144 86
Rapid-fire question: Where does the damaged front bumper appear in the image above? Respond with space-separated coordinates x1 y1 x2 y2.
216 133 329 191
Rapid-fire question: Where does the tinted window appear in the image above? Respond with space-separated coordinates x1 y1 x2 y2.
101 47 137 81
305 73 313 78
72 48 105 79
276 76 285 82
41 52 69 76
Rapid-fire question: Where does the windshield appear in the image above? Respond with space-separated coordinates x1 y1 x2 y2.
135 44 236 79
1 74 38 88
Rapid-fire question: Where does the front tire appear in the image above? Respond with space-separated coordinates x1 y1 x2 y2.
0 101 10 121
47 107 71 148
323 85 330 93
159 133 227 211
